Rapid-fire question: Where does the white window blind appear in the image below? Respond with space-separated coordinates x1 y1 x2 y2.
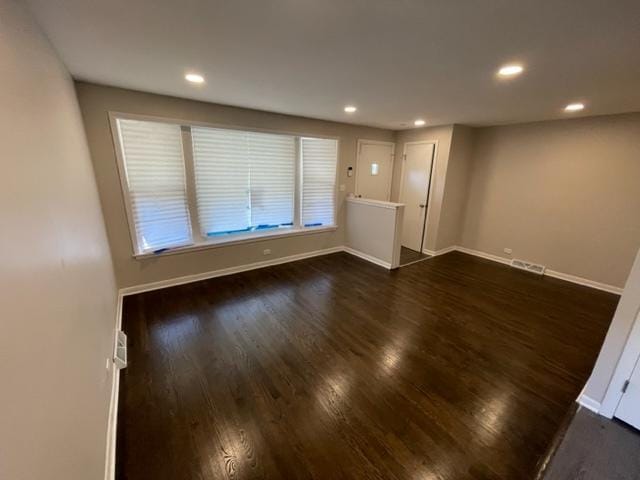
301 137 338 227
114 115 338 255
116 119 192 253
248 131 296 228
191 126 295 236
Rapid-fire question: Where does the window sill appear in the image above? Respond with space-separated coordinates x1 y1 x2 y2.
134 225 338 259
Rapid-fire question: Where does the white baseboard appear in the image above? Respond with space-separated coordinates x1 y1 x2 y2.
343 247 392 269
104 294 123 480
422 245 457 257
115 293 123 330
545 269 622 295
120 243 622 297
120 246 344 296
455 246 511 265
453 246 622 294
577 393 601 414
104 368 120 480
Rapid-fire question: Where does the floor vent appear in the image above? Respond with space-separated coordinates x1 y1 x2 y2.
114 330 127 369
511 258 546 275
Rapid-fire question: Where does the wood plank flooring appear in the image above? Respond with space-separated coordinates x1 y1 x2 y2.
117 251 619 480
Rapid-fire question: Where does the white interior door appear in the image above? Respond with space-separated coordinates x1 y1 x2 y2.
399 142 435 252
615 353 640 429
356 141 394 201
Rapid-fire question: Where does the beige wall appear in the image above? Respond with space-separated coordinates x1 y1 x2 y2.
75 83 394 288
460 113 640 288
74 76 640 293
435 125 475 249
0 2 118 479
392 125 454 251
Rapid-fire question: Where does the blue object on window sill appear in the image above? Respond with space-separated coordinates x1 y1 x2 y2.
207 227 252 237
304 222 323 227
153 247 170 254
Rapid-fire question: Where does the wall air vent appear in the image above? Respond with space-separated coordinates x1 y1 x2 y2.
511 258 546 275
114 330 127 369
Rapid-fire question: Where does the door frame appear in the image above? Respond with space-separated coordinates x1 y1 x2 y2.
398 140 437 253
355 139 395 201
599 308 640 418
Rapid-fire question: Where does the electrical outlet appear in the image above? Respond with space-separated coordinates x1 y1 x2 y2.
503 247 513 255
105 358 111 371
263 249 271 255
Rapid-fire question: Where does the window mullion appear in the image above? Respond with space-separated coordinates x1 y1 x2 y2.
295 137 302 229
246 134 252 229
181 126 203 243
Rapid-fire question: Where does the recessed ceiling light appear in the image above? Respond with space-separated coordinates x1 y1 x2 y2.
564 102 585 112
414 119 426 126
185 73 205 84
344 105 357 113
498 64 524 77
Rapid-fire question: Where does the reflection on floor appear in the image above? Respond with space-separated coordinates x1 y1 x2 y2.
118 251 618 479
542 408 640 480
399 246 429 265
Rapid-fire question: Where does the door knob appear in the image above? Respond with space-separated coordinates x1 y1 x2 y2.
419 204 426 208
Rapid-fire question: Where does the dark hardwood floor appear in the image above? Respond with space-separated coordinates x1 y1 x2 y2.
118 251 618 480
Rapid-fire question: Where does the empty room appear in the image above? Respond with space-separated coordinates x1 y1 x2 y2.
2 0 640 479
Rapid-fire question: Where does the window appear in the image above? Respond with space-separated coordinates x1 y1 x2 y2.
113 116 338 255
116 119 192 252
191 127 296 236
301 137 338 227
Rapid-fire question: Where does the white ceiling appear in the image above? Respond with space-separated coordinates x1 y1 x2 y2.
25 0 640 129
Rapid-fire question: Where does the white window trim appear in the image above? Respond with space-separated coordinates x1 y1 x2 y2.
109 112 340 258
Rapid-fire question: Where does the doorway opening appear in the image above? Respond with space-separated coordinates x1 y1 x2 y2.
398 141 436 266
